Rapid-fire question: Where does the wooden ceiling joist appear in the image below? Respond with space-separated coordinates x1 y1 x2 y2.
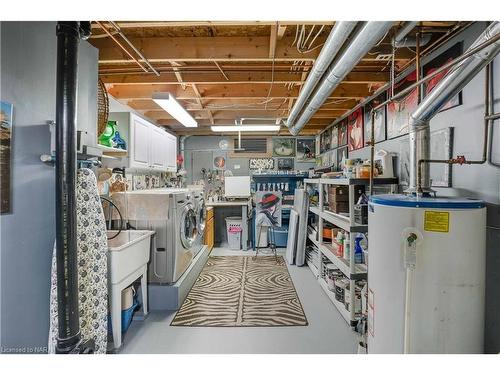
107 83 373 101
99 71 389 85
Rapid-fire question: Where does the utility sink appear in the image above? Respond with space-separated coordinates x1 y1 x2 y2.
107 230 154 286
107 230 154 350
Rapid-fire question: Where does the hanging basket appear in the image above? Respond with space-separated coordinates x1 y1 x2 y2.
97 78 109 137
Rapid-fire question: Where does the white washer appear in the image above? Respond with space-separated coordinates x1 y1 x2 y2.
144 191 197 284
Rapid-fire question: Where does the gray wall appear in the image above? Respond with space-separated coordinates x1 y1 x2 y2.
0 22 98 353
184 135 316 184
0 22 57 352
347 22 500 353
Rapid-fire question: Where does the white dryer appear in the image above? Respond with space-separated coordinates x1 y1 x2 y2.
189 187 206 256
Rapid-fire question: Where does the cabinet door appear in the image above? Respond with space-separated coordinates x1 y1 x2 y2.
165 132 177 172
150 125 167 170
130 114 151 169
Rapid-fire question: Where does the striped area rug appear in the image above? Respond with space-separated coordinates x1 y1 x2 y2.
170 256 308 327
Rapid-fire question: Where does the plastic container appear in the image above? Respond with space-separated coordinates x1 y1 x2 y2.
374 149 394 178
121 286 135 310
226 216 242 250
272 226 289 248
108 298 140 334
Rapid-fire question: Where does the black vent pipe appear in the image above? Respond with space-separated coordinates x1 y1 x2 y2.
55 21 94 354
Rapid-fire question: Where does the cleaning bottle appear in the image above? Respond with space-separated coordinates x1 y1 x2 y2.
354 234 364 264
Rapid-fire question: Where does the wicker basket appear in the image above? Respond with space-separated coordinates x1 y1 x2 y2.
97 78 109 137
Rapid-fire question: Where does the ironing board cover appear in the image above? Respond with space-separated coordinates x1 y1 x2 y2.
48 169 108 353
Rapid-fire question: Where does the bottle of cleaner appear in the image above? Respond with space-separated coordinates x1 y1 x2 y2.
354 234 364 264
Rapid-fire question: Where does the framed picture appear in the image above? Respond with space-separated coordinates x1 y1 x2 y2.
331 125 339 149
277 158 294 170
296 138 316 162
424 42 463 112
364 92 387 145
1 101 13 214
338 119 348 146
329 149 338 171
273 138 296 157
387 70 418 139
348 107 364 151
255 191 282 227
249 158 275 170
430 127 454 187
337 145 348 170
324 128 331 151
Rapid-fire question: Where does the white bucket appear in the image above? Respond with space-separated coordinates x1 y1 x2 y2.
121 286 135 310
374 149 394 178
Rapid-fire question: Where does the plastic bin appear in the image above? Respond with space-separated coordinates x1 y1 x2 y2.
271 225 289 248
226 216 242 250
108 298 140 335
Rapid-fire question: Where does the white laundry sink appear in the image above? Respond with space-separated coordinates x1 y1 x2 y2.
107 230 154 349
107 230 154 286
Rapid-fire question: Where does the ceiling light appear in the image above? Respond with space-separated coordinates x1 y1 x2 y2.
211 125 281 132
152 92 197 128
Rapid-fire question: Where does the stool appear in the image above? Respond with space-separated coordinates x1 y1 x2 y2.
253 224 279 263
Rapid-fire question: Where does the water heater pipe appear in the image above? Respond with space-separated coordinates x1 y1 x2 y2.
409 22 500 194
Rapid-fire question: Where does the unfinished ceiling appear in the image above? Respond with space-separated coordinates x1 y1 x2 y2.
90 21 467 136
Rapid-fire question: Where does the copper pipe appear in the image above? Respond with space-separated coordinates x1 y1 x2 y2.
416 62 494 192
373 30 500 112
415 29 421 103
369 110 376 196
95 21 149 74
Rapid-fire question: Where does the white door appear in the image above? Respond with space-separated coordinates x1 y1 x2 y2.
150 125 167 170
130 114 151 169
165 132 177 172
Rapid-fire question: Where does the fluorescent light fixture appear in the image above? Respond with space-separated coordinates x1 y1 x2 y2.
152 92 197 128
211 125 280 132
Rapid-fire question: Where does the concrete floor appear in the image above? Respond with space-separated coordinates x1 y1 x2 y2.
118 247 358 354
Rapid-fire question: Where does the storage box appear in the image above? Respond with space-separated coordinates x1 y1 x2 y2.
328 200 350 213
328 186 349 201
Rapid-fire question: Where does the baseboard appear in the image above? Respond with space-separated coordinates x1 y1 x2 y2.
148 245 210 311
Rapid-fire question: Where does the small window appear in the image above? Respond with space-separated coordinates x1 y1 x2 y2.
230 138 271 157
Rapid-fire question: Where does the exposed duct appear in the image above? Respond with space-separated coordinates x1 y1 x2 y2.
286 21 358 127
289 22 394 136
394 34 432 48
408 21 500 194
394 21 418 45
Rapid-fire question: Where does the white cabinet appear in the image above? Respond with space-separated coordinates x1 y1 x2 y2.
128 113 177 172
130 114 152 169
164 132 178 171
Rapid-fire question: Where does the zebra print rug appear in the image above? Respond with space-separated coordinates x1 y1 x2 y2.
170 256 308 327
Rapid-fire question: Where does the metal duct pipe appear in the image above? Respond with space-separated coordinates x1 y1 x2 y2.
408 22 500 194
395 33 432 48
179 135 190 170
289 22 393 135
286 21 358 127
394 22 418 45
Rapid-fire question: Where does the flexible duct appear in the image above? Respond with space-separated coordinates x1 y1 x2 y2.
394 22 418 45
408 22 500 194
289 22 393 135
286 21 358 127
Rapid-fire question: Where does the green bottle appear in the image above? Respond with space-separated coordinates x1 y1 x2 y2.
99 120 117 147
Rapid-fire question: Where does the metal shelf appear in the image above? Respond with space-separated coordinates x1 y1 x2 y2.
304 178 321 184
321 243 367 280
309 206 321 216
320 209 368 233
319 177 399 186
318 278 356 326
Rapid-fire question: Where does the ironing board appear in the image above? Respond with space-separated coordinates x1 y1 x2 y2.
48 169 108 354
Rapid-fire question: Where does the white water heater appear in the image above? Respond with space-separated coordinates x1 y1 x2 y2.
367 194 486 354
